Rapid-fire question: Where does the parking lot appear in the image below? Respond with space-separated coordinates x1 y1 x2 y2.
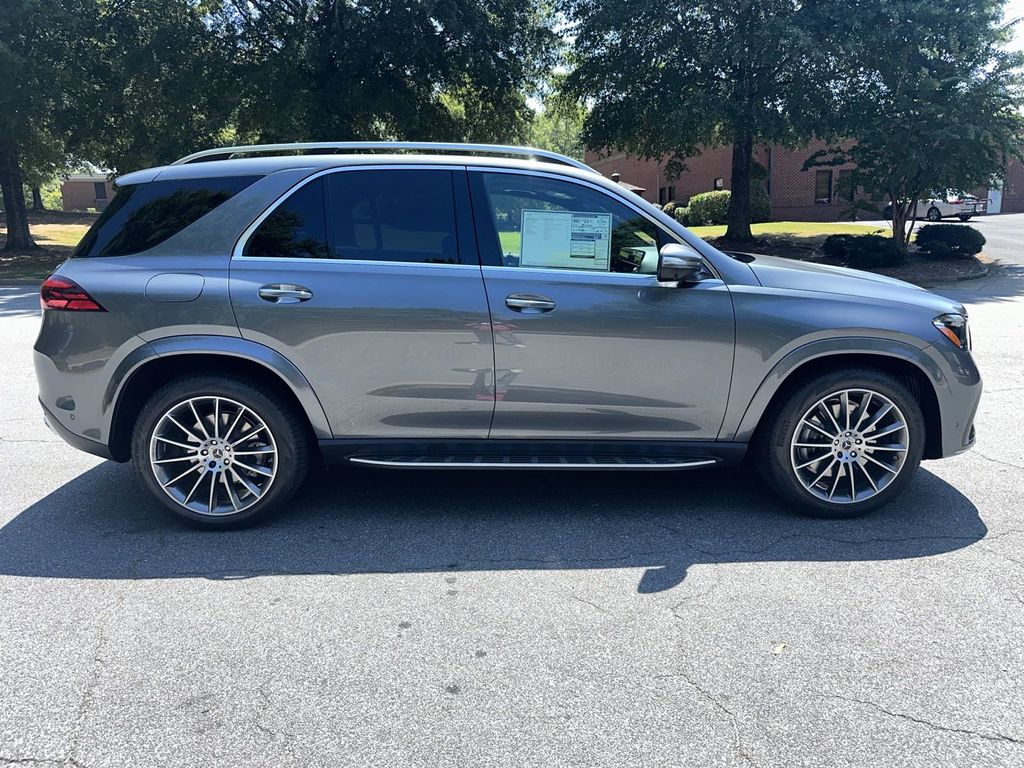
2 245 1023 766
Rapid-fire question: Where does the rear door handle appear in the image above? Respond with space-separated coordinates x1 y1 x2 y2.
505 294 556 313
258 284 313 304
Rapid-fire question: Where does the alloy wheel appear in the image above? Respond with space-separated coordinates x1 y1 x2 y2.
148 396 278 516
789 388 909 505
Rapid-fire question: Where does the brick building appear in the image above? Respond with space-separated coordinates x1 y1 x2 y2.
585 142 1018 219
60 174 115 211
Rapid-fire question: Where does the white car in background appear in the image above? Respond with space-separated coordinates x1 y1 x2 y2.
886 192 987 222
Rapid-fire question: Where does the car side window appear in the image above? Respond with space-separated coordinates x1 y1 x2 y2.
475 172 671 274
245 177 329 259
327 169 459 264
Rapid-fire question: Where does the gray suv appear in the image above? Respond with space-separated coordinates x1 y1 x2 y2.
34 142 981 528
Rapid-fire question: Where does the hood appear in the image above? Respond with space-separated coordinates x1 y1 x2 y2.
736 253 966 316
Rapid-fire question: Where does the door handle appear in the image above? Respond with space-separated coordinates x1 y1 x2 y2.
258 284 313 304
505 294 556 313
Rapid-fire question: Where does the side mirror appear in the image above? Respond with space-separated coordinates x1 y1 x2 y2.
657 244 704 284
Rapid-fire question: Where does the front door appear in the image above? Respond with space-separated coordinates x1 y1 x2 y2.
468 170 735 441
229 167 495 438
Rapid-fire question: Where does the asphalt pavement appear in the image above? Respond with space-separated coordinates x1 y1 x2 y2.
1 249 1023 766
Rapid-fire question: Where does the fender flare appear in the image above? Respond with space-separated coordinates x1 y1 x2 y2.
105 335 333 444
726 336 947 444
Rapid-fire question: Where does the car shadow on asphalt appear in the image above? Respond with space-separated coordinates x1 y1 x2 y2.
0 462 986 593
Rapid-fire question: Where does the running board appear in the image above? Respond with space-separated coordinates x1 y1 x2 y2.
347 456 719 470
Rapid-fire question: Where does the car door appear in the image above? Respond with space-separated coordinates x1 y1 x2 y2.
468 169 735 440
229 166 495 438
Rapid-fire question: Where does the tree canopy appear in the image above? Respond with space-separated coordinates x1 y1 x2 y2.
808 0 1024 246
560 0 828 240
0 0 558 251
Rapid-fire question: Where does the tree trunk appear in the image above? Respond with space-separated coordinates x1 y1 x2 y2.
889 194 908 249
0 147 37 252
31 186 45 211
724 131 754 241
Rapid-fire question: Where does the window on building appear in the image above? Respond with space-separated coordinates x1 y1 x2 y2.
93 182 107 200
815 170 833 204
837 169 856 202
714 178 724 190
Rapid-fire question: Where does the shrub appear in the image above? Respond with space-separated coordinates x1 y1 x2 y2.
822 234 855 260
651 203 663 211
673 206 692 227
688 190 731 225
661 200 678 217
915 224 985 259
844 235 906 269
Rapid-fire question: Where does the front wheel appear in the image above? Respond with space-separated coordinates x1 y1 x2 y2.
756 369 925 518
132 375 310 528
927 207 942 222
958 214 972 222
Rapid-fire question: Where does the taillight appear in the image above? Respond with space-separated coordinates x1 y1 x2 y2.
40 275 106 312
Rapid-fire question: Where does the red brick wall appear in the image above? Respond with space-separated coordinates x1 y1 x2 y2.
1001 158 1024 213
61 179 114 211
587 142 862 221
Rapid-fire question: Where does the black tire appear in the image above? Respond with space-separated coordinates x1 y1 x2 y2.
755 368 925 519
131 375 310 529
927 207 942 222
958 214 972 222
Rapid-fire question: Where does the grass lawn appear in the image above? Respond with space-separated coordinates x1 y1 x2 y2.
0 211 95 279
687 221 887 239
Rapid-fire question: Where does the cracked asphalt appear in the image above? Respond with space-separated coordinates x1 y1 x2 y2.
1 258 1023 767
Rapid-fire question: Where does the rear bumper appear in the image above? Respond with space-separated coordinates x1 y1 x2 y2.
40 400 114 460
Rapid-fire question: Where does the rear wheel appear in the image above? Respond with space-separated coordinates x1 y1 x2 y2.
958 214 972 222
132 376 309 528
757 368 925 518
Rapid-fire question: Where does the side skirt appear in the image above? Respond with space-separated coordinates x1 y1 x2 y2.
318 438 747 470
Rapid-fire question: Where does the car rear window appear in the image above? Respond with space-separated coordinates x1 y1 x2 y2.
72 175 260 258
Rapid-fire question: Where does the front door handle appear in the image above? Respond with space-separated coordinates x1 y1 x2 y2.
505 293 556 313
258 284 313 304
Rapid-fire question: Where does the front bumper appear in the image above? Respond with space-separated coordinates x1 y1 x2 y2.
41 400 113 460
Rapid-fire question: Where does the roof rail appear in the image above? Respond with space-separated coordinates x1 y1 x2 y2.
170 141 595 174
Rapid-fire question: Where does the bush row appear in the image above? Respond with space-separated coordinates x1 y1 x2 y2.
822 224 985 270
654 186 771 228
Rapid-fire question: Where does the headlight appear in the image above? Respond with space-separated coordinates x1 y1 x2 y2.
933 313 970 350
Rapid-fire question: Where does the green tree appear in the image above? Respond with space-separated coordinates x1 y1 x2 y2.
0 0 96 250
529 77 586 159
227 0 557 144
561 0 825 241
807 0 1024 248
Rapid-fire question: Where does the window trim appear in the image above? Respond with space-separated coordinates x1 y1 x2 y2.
465 166 718 281
232 164 475 267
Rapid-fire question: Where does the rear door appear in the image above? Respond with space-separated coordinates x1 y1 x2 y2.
229 166 495 438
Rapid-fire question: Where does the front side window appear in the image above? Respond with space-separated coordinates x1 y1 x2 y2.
245 177 328 259
72 175 260 258
475 172 669 274
327 170 459 264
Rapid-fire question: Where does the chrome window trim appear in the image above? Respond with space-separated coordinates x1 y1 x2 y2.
466 165 722 281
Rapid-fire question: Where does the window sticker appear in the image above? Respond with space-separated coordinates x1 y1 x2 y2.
520 209 613 271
